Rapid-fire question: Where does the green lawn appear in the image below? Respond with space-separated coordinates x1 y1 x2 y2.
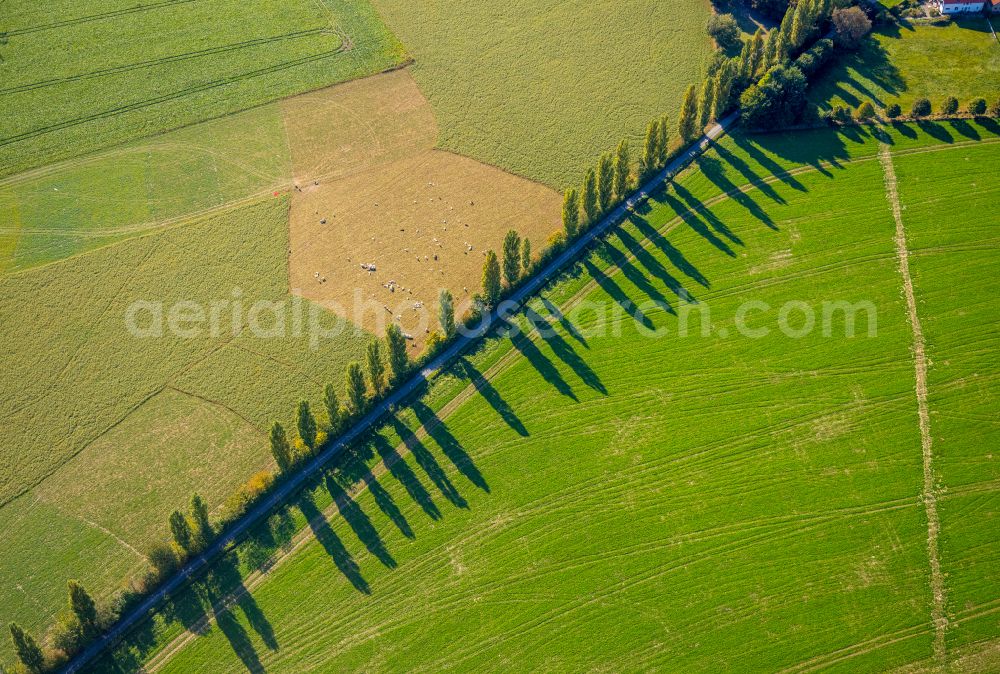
0 198 371 661
85 121 1000 672
370 0 714 189
809 19 1000 112
0 0 405 178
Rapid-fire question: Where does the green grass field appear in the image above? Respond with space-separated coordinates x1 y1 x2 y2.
0 103 292 271
85 121 1000 672
893 143 1000 652
0 197 371 660
370 0 714 188
0 0 405 178
809 19 1000 112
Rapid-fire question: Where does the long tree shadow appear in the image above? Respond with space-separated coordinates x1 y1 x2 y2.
325 474 396 569
524 307 607 395
297 493 370 594
372 434 441 521
891 120 918 139
599 235 676 314
948 119 980 141
201 555 278 673
674 178 761 237
162 583 210 637
506 315 578 400
454 356 528 436
737 126 851 172
630 217 709 288
390 416 468 509
367 476 415 539
711 143 796 201
413 396 492 492
241 508 296 574
616 221 699 303
917 119 954 144
661 191 737 256
541 296 587 347
582 255 655 332
694 154 778 229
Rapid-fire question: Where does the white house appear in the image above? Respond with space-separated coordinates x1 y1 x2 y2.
936 0 984 13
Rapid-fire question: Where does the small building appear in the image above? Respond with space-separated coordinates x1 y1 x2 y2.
936 0 985 12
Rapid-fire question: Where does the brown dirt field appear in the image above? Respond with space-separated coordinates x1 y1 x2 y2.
283 71 561 349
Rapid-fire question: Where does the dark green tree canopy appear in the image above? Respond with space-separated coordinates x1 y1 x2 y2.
297 399 318 449
482 249 502 306
386 323 409 383
739 64 808 130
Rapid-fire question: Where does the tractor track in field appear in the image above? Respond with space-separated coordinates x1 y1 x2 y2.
0 29 336 96
880 143 948 667
75 130 994 672
3 0 203 36
0 40 353 150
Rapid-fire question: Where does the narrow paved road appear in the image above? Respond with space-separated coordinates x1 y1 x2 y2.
63 110 738 673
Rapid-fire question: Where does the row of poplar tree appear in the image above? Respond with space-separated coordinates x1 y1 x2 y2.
269 322 412 475
476 0 840 313
9 5 846 670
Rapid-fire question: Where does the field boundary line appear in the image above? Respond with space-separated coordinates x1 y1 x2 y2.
880 143 948 667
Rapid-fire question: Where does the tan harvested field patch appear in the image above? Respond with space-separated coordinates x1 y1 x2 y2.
289 150 561 347
281 69 438 183
284 71 561 347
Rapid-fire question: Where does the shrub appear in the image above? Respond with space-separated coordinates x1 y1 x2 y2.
911 97 931 117
857 101 875 120
941 96 958 115
991 98 1000 118
833 106 853 124
146 541 178 580
46 611 82 656
885 103 901 119
424 330 446 358
221 470 275 522
794 38 835 78
707 14 742 52
832 7 871 49
968 98 987 116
